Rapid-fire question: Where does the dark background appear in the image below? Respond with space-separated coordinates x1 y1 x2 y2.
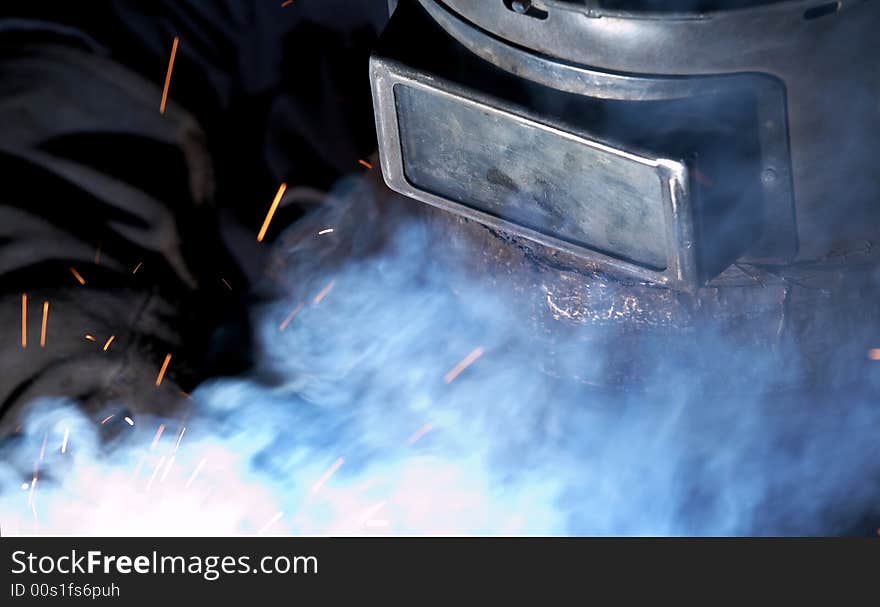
0 1 390 429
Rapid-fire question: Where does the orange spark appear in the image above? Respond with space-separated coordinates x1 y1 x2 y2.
102 335 115 351
146 455 166 491
354 477 378 492
160 455 176 483
156 353 172 386
281 0 294 6
444 346 485 384
150 424 166 450
21 294 27 348
407 423 433 446
257 183 287 242
159 36 179 114
173 426 186 452
258 511 284 536
310 457 344 498
358 159 373 170
69 267 86 285
279 303 303 331
313 280 335 305
28 474 38 506
185 457 207 489
100 414 115 425
84 334 96 342
40 301 49 347
94 241 102 265
130 455 146 481
692 168 714 188
868 348 880 361
358 501 387 526
132 262 143 274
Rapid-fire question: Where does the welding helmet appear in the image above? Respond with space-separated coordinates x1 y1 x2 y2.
367 0 880 390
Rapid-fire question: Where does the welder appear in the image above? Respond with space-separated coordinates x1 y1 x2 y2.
369 0 880 391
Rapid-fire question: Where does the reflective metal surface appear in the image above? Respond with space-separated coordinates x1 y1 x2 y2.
395 79 691 271
372 58 699 287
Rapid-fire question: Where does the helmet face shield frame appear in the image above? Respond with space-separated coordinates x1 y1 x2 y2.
371 0 880 290
371 57 700 289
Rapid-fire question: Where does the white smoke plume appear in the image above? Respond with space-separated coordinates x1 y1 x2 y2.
2 175 879 536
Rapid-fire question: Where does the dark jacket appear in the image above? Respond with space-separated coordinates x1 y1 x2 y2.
0 1 387 431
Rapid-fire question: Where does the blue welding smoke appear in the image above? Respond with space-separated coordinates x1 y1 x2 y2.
2 174 879 535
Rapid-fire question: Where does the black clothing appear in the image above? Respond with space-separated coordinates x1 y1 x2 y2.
0 1 387 430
